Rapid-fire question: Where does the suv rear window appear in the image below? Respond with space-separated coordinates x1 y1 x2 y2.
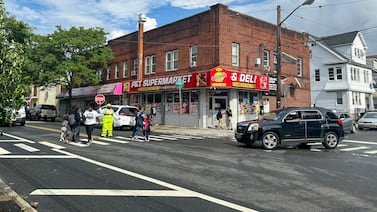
41 105 56 110
119 107 138 116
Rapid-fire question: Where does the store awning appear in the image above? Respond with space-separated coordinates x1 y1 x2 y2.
56 85 100 99
97 82 123 95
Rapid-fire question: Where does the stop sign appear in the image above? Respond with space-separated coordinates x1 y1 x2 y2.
95 94 105 105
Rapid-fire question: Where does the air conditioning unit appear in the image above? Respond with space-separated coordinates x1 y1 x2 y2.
190 61 197 67
264 65 270 71
254 58 261 65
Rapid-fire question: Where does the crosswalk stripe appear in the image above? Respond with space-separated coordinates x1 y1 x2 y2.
149 135 177 140
3 133 35 143
337 144 348 147
168 135 202 140
39 141 65 149
0 147 11 155
97 137 129 144
14 143 40 152
69 142 88 147
340 146 369 152
91 140 110 145
364 150 377 154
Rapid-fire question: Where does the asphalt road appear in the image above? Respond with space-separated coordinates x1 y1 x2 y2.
1 121 377 212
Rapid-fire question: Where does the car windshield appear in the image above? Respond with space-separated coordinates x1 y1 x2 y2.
259 111 281 121
363 113 377 118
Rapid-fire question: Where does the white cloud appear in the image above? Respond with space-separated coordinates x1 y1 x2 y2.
109 30 127 40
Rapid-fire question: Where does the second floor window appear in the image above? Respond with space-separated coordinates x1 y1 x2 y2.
336 67 342 80
123 61 128 78
263 50 270 66
337 92 343 104
297 57 303 77
315 69 320 81
166 50 178 71
115 63 119 79
190 45 197 67
145 55 156 75
96 68 103 81
328 68 334 80
132 59 138 76
107 64 111 80
232 43 239 66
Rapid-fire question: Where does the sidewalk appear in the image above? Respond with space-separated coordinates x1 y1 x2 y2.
151 125 235 140
0 178 37 212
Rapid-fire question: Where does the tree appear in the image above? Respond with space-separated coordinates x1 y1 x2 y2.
0 1 33 126
32 26 114 111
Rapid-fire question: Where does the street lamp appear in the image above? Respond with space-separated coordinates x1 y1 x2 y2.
137 13 146 80
276 0 314 109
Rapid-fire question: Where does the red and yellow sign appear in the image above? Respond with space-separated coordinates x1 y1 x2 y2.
125 67 269 93
209 67 269 90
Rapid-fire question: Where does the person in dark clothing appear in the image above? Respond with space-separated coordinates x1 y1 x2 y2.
69 106 81 142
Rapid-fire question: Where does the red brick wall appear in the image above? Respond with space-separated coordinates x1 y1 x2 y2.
107 3 311 109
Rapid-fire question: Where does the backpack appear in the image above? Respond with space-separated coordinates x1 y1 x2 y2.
68 114 76 125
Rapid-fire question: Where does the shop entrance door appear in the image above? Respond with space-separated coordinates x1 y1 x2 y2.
211 97 227 127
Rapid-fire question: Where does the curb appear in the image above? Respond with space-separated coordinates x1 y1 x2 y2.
0 178 37 212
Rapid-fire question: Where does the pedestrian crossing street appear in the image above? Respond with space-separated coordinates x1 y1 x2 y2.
0 133 205 155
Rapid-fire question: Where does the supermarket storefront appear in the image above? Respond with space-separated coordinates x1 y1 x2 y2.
123 67 270 128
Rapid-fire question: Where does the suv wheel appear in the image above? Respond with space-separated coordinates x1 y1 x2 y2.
322 131 339 149
261 131 279 150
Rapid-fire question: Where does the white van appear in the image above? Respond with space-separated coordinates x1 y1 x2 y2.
97 105 139 130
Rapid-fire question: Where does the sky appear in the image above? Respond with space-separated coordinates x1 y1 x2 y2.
4 0 377 55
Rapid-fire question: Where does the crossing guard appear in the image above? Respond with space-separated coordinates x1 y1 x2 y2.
101 103 114 137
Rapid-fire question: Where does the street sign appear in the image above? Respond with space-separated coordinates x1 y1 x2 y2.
95 94 105 105
175 81 184 88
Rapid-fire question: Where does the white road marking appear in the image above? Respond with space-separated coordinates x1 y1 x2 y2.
48 148 257 212
0 155 75 159
91 140 110 145
306 143 322 146
14 143 40 152
168 135 200 140
30 189 196 197
340 146 370 152
0 140 30 143
3 133 35 143
98 137 129 144
310 148 321 152
149 135 177 140
69 142 88 147
39 141 65 149
364 150 377 154
343 140 377 145
337 144 348 147
115 136 136 141
0 147 11 155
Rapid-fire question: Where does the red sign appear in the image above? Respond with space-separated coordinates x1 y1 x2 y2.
95 94 105 105
209 67 269 91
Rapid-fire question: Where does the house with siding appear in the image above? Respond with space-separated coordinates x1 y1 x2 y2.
309 31 374 118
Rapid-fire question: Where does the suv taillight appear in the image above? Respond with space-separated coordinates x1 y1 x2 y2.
337 119 343 125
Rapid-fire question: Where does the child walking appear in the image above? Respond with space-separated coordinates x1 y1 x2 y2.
143 114 151 142
59 115 70 143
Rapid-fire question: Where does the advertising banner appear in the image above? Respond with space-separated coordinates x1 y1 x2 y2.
209 67 269 91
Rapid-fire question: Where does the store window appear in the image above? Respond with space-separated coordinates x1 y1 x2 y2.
165 91 199 115
239 91 259 115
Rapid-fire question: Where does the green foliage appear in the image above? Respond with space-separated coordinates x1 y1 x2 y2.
0 1 32 126
31 26 114 107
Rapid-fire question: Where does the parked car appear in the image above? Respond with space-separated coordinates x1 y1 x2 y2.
335 112 357 133
29 104 57 121
97 105 139 130
357 112 377 130
11 106 26 126
235 107 345 150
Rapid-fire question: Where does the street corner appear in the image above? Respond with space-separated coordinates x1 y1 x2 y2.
0 178 37 212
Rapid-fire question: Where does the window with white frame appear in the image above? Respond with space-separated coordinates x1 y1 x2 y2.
297 57 302 77
190 45 197 67
352 91 361 105
356 68 360 81
273 51 277 72
231 43 239 66
166 50 178 71
328 68 334 80
336 67 342 80
132 59 138 76
336 91 343 104
107 64 111 80
263 50 269 66
145 55 156 75
315 69 320 81
96 67 103 81
115 63 119 79
123 61 128 78
364 69 368 83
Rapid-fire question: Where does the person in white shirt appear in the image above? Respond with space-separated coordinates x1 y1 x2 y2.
83 104 99 144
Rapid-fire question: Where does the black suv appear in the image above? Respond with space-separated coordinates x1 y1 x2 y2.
235 107 344 150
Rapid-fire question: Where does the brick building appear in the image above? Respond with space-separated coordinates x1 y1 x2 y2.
93 4 311 128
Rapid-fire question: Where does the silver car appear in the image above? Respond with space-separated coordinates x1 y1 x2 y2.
358 112 377 130
336 112 357 133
